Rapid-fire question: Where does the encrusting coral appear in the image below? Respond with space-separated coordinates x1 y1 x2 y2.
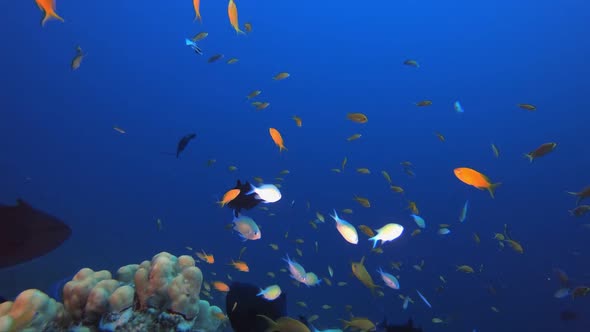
0 252 226 332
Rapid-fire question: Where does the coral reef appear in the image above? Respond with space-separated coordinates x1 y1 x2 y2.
0 252 227 332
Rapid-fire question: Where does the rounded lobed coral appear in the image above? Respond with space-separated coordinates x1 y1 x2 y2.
0 252 224 332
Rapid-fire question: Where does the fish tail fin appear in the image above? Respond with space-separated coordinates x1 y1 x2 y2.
41 10 64 27
368 236 379 249
488 183 501 199
339 319 351 329
194 13 202 23
523 153 534 163
280 145 288 152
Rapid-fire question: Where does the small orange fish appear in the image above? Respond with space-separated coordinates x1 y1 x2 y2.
454 167 501 198
196 250 215 264
35 0 64 26
230 260 249 272
218 189 240 207
269 128 287 152
193 0 202 22
213 281 230 292
228 0 245 34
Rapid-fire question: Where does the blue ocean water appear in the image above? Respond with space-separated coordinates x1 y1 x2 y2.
1 0 589 331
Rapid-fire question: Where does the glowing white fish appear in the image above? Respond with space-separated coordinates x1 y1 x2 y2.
459 200 469 223
377 267 400 290
257 285 282 301
283 254 307 283
454 101 464 113
330 209 358 244
248 183 282 203
410 214 426 229
328 265 334 278
402 296 410 310
368 223 404 248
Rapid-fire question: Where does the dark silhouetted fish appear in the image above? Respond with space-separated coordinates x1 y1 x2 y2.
377 317 424 332
226 282 287 332
0 199 71 269
226 180 264 217
176 133 196 158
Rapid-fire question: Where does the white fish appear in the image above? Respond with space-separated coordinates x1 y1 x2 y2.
330 209 358 244
328 265 334 278
438 228 451 235
454 101 464 113
257 285 282 301
283 254 307 283
233 215 261 240
377 267 400 290
410 214 426 229
247 183 282 203
368 223 404 248
459 200 469 223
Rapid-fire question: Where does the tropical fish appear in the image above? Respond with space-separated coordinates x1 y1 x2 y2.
208 54 224 63
376 267 400 290
292 116 302 127
459 200 469 223
35 0 64 26
518 103 536 111
411 214 425 228
232 215 261 241
218 189 241 207
415 100 433 107
192 32 208 41
454 167 501 198
403 59 419 67
225 180 265 217
244 22 253 33
269 128 287 152
330 209 358 244
524 142 557 162
193 0 202 22
346 113 368 123
368 223 404 248
454 101 464 113
247 183 281 203
351 257 381 295
70 46 85 71
273 72 290 80
185 38 203 55
257 285 282 301
226 282 287 332
228 0 245 34
567 186 590 205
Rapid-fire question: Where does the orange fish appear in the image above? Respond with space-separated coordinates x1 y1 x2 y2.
196 250 215 264
218 188 240 207
35 0 64 26
228 0 245 34
230 260 249 272
212 281 230 292
193 0 202 22
269 128 287 152
454 167 501 198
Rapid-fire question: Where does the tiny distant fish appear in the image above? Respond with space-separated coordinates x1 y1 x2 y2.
208 54 224 63
70 46 85 71
273 72 290 80
518 103 536 111
192 32 209 41
403 59 419 68
416 289 432 308
244 22 253 33
438 228 451 235
454 101 464 113
491 143 500 158
459 200 469 223
113 126 126 134
415 100 432 107
227 58 239 64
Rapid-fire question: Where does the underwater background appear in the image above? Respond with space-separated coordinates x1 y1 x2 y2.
1 0 590 331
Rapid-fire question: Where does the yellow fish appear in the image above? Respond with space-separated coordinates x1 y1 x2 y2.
351 256 381 295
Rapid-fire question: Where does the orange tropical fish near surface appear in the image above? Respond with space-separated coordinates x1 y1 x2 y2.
269 128 287 152
35 0 64 26
454 167 501 198
193 0 202 22
227 0 245 34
